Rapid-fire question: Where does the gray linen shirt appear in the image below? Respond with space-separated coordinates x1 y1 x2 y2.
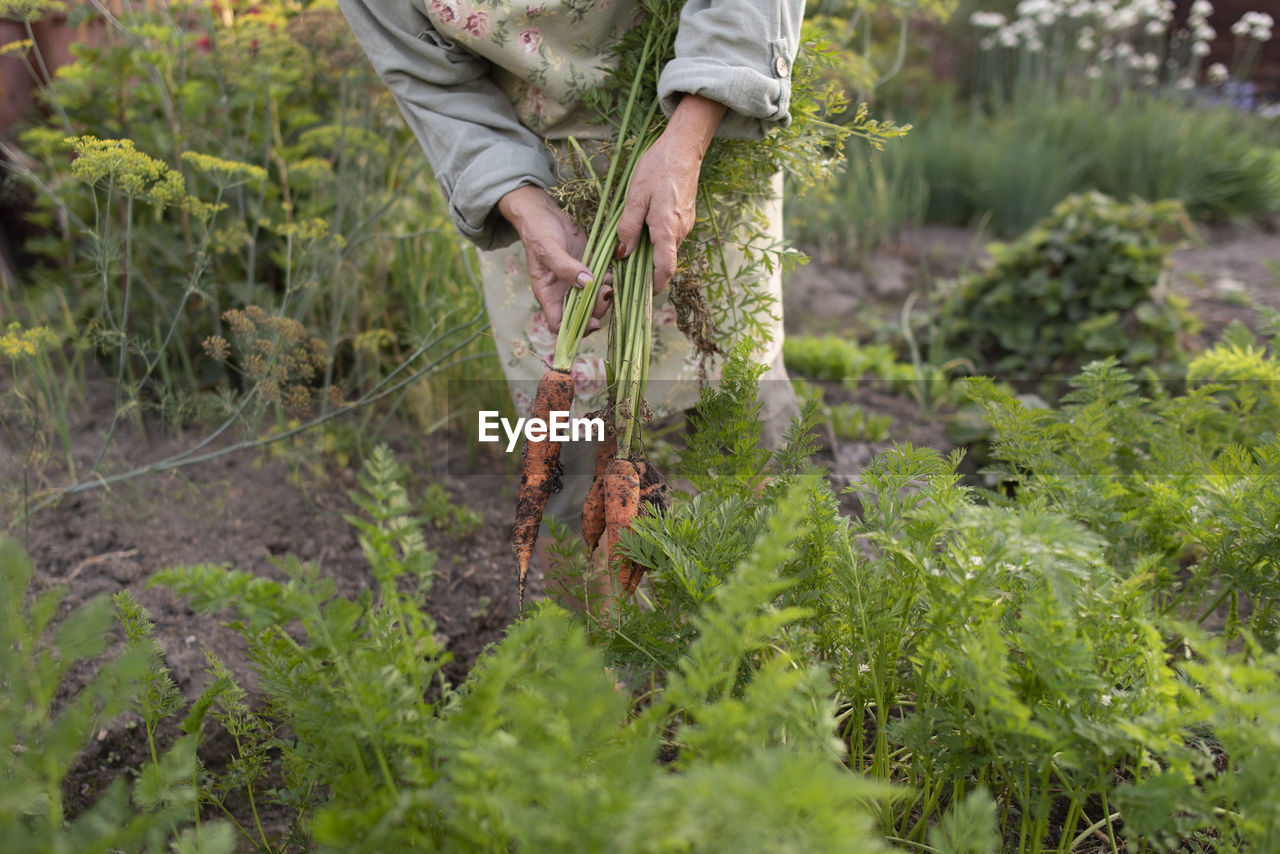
336 0 805 248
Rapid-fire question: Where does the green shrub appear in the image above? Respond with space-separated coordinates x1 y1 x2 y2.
939 191 1198 382
783 334 914 385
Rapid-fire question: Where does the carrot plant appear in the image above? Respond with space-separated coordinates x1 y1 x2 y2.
6 330 1280 850
0 539 226 853
149 443 893 851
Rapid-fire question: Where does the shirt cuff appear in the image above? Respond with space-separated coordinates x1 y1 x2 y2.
657 44 793 140
444 142 557 250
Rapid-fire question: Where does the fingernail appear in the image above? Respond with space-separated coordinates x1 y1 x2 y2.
576 271 593 287
603 290 613 303
614 243 626 259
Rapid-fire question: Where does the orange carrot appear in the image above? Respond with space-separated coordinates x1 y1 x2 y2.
513 369 575 611
580 429 618 553
602 458 641 593
611 460 669 593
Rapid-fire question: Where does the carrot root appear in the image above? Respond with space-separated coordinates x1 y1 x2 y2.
602 458 641 594
513 369 575 611
581 428 617 553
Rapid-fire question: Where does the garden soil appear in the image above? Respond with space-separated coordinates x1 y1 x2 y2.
5 221 1279 824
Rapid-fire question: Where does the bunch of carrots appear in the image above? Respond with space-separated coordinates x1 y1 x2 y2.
513 21 674 611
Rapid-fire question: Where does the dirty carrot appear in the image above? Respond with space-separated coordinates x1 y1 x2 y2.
581 428 617 553
513 368 575 611
636 460 670 518
602 457 641 593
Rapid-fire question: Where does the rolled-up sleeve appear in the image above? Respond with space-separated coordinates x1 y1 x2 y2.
336 0 556 248
657 0 805 140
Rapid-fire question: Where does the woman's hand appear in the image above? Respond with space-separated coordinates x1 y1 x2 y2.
498 185 612 333
615 93 727 294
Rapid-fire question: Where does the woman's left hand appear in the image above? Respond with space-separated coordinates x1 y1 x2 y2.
615 93 726 295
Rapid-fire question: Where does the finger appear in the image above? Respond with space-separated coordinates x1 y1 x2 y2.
615 192 649 258
540 288 565 332
540 240 595 291
590 284 613 320
529 271 568 332
650 223 678 296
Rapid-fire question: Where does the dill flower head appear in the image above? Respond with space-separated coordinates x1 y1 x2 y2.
1 322 57 360
0 0 66 22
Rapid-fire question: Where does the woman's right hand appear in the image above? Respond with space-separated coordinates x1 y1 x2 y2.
497 185 612 334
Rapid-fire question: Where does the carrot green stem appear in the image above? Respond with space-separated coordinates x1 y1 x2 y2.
551 39 663 373
615 237 653 458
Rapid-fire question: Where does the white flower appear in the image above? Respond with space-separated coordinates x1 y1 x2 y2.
1258 103 1280 119
1068 0 1093 18
1233 13 1273 41
858 662 871 674
1145 20 1166 35
1079 33 1096 50
1085 65 1103 78
1208 61 1229 83
998 27 1021 47
1191 40 1211 56
1112 7 1140 30
1190 0 1213 20
1115 41 1134 58
1100 693 1113 707
1142 51 1159 70
970 10 1008 28
1176 76 1196 89
1193 22 1216 42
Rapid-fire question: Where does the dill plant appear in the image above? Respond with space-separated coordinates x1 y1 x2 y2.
6 0 499 469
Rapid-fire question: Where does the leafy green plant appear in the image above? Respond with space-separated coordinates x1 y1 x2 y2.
784 333 915 386
0 538 223 853
143 434 891 851
939 191 1198 383
967 341 1280 644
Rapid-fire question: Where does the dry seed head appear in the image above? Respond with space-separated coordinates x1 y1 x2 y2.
202 335 230 362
